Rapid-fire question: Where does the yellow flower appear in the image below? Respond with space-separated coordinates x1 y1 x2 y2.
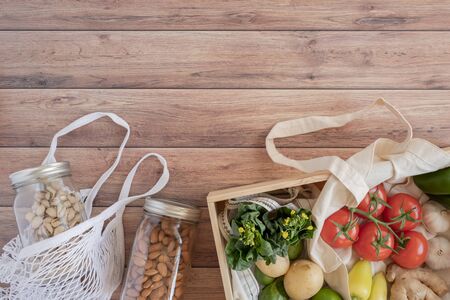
307 225 314 230
290 210 296 216
281 231 289 239
238 227 244 233
301 212 309 219
283 217 290 225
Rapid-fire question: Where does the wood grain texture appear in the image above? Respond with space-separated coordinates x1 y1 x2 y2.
1 1 450 299
1 0 450 30
1 31 450 88
0 147 357 206
0 207 218 268
1 89 450 148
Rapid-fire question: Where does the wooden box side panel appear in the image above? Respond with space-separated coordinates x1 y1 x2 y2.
208 200 234 300
207 171 330 203
206 171 330 300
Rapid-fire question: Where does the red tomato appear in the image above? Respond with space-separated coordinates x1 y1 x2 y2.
383 193 422 231
353 222 394 261
321 207 359 248
392 231 428 269
357 184 388 218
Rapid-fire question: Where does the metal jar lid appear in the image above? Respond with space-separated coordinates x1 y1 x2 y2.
10 161 71 189
144 198 201 222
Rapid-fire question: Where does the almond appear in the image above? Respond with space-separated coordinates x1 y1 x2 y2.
150 229 159 243
149 243 162 252
148 251 160 260
133 256 146 267
145 269 158 276
157 263 168 277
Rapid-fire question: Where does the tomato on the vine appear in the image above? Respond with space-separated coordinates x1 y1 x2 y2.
321 207 359 248
357 184 388 218
383 193 422 231
391 231 428 269
353 222 394 261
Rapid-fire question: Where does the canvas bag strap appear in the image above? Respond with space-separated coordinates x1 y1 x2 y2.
116 152 170 210
266 98 413 201
74 152 170 231
42 112 130 216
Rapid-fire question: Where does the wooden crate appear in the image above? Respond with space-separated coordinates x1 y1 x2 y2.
207 170 330 300
207 148 450 299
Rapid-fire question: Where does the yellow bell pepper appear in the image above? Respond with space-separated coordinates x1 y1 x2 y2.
368 272 387 300
349 260 372 300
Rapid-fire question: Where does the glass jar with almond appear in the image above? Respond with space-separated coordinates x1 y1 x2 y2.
121 198 200 300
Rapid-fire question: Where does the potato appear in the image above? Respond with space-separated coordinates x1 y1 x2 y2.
283 259 324 300
255 255 290 278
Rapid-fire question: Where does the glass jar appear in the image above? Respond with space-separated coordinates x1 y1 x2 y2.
121 198 201 300
10 161 86 247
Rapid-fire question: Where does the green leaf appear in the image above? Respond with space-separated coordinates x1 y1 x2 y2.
225 203 317 271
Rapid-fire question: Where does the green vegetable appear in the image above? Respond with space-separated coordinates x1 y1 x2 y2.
263 206 315 260
312 287 343 300
414 167 450 195
429 194 450 209
349 260 372 300
258 277 288 300
225 204 277 270
254 266 275 286
225 204 316 271
287 240 303 260
264 207 315 244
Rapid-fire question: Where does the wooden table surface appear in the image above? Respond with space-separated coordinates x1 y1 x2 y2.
1 1 450 299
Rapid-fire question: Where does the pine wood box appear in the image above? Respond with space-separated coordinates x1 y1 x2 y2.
207 148 450 299
207 170 330 300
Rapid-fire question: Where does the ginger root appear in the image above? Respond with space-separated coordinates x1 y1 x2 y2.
386 264 449 300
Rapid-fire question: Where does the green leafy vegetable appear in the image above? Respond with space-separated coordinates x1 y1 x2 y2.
225 203 316 271
225 204 276 270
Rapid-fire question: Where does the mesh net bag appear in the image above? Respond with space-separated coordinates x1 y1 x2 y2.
0 113 169 300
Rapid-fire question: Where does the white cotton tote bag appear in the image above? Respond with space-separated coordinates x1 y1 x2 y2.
266 99 450 299
0 113 170 300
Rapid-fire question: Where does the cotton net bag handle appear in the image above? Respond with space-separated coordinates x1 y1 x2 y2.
18 112 130 258
19 152 169 259
265 98 413 202
65 152 170 237
42 112 130 217
117 152 170 210
58 152 170 231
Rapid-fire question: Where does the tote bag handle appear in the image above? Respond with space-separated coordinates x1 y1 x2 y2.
266 98 413 201
76 152 170 235
116 152 170 212
42 112 130 216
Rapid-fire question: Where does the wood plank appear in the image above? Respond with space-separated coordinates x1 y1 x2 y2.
1 89 450 148
0 207 218 268
0 148 357 206
1 31 450 89
111 268 225 300
1 0 450 30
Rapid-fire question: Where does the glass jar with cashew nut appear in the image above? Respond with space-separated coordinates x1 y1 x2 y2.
121 198 201 300
10 162 86 247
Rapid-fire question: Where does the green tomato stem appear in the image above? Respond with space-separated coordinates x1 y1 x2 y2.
348 207 402 242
